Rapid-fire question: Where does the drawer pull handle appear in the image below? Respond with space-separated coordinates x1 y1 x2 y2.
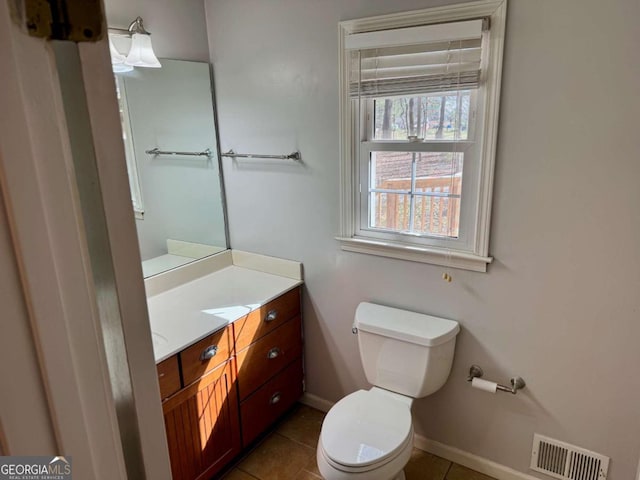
158 372 165 378
264 310 278 322
269 392 282 405
267 347 281 360
200 345 219 361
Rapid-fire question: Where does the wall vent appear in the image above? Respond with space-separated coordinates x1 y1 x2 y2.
531 434 609 480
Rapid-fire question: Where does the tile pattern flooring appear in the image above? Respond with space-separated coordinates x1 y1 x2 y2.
221 404 496 480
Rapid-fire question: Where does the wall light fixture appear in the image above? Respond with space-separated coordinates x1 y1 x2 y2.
109 17 161 72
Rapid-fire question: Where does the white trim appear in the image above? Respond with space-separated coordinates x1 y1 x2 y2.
79 39 173 479
344 19 483 50
300 393 334 413
474 1 507 257
358 142 474 253
338 0 507 272
414 435 539 480
299 393 536 480
338 23 354 238
0 6 127 477
114 75 145 217
340 0 505 34
336 236 492 272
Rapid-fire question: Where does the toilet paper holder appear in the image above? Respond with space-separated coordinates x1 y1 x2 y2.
467 365 526 395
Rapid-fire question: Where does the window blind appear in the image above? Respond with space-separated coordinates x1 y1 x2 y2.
348 19 485 98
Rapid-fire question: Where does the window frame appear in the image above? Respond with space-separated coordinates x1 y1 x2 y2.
337 0 507 272
357 91 479 252
115 75 145 220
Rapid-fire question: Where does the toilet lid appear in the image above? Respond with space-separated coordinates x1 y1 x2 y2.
320 390 412 468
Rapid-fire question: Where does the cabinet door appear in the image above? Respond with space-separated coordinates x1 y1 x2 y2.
240 359 304 447
162 360 240 480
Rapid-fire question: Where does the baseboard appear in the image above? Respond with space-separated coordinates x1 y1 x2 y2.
300 392 334 413
413 435 538 480
300 393 538 480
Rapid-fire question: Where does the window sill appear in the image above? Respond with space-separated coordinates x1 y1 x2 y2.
336 236 492 272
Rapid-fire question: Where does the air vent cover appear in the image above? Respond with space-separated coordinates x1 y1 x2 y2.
531 434 609 480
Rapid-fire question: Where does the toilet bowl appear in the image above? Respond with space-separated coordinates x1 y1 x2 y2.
317 302 459 480
317 388 414 480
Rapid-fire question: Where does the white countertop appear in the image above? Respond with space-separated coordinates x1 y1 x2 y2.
147 265 302 363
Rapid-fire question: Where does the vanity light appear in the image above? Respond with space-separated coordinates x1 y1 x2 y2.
109 38 133 73
108 16 161 72
124 17 161 68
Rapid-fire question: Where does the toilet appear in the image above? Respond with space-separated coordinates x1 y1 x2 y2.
317 302 460 480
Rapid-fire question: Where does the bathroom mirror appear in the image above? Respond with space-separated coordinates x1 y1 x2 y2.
115 59 228 277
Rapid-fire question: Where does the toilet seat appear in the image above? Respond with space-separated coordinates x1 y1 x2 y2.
319 389 413 472
319 428 413 474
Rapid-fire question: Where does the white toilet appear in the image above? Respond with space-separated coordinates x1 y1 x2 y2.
317 302 460 480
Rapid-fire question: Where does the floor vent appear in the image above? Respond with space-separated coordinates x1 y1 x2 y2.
531 434 609 480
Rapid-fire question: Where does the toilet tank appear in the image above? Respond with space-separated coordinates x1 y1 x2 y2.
355 302 460 398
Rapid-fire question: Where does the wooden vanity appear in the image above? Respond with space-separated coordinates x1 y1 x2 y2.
155 286 303 480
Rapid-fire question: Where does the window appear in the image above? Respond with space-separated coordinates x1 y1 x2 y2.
337 1 507 272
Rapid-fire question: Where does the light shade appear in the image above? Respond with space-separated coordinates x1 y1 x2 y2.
113 63 135 73
125 33 161 68
109 37 134 73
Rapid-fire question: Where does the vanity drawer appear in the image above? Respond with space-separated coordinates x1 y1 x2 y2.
236 316 302 400
157 355 181 400
240 359 303 447
234 287 300 351
181 325 233 386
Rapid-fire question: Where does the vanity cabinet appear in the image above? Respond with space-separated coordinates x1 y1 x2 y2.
157 286 303 479
240 358 304 446
236 315 303 399
163 361 240 480
235 287 303 446
157 356 181 400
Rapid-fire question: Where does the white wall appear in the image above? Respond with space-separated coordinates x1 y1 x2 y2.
206 0 640 478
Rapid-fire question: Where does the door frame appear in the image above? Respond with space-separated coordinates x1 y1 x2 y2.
0 2 171 478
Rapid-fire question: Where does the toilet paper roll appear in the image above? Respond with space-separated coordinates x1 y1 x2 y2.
471 377 498 393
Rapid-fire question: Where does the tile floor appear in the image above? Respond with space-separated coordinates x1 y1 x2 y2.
221 404 496 480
